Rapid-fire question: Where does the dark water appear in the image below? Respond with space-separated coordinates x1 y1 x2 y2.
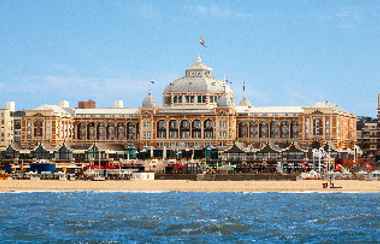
0 192 379 243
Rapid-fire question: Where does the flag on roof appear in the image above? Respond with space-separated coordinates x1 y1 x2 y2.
200 36 207 48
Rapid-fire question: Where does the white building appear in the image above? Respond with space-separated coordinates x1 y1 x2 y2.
0 102 16 149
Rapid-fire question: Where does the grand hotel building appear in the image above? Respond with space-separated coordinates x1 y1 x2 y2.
17 57 356 151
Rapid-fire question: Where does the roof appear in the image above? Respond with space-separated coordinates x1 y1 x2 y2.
239 97 252 107
142 94 155 108
283 143 308 153
32 104 72 116
225 144 245 154
164 56 233 96
165 77 231 94
236 106 303 114
74 108 139 115
257 144 281 154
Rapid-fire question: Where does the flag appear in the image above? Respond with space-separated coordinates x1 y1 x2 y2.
243 81 246 92
200 36 207 48
149 80 155 84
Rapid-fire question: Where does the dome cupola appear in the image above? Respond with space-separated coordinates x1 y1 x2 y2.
142 93 155 108
163 56 234 107
239 97 252 107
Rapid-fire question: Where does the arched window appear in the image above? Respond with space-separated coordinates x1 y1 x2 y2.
78 123 86 140
33 120 43 137
280 121 289 138
249 122 258 138
87 122 96 140
180 120 190 139
107 123 116 140
204 119 213 139
127 122 137 140
117 123 125 140
157 120 167 139
238 122 249 138
97 123 106 140
270 121 281 138
291 121 299 138
192 120 201 138
259 122 269 138
169 120 178 138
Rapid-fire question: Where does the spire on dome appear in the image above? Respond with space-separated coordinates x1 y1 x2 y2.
195 55 202 63
188 56 212 71
239 81 252 107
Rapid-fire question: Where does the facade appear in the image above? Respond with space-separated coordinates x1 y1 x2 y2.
0 102 16 149
377 94 380 160
356 116 378 158
11 110 25 145
16 57 356 151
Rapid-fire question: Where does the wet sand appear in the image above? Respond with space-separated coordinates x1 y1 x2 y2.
0 180 379 192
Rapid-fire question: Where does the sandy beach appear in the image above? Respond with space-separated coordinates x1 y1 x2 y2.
0 179 379 192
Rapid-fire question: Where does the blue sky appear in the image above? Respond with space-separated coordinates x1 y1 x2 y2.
0 0 379 116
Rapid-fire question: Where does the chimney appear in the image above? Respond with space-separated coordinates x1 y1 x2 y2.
113 100 124 108
77 99 96 109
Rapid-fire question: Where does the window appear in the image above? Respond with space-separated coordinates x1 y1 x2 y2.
197 96 202 103
144 132 151 139
180 120 190 139
33 120 43 137
192 120 201 138
157 120 167 139
143 120 150 129
169 120 178 138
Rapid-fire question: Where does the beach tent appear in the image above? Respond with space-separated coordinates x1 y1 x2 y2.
0 144 20 160
255 144 281 161
224 144 246 162
54 143 73 161
282 143 307 162
31 143 53 160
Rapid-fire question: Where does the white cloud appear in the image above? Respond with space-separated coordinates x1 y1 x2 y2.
184 3 252 18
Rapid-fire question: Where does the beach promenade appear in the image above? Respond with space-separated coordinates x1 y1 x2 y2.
0 180 379 192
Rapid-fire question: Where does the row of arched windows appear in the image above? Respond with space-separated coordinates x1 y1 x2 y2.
76 122 138 140
157 119 213 139
238 121 299 139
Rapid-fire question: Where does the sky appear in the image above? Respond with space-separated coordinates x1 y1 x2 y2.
0 0 380 116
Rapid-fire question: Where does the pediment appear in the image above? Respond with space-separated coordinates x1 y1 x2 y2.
33 113 45 117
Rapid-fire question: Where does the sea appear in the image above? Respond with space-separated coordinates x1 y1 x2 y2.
0 192 379 243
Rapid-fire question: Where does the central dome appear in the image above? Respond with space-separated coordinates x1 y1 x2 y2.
163 56 233 107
